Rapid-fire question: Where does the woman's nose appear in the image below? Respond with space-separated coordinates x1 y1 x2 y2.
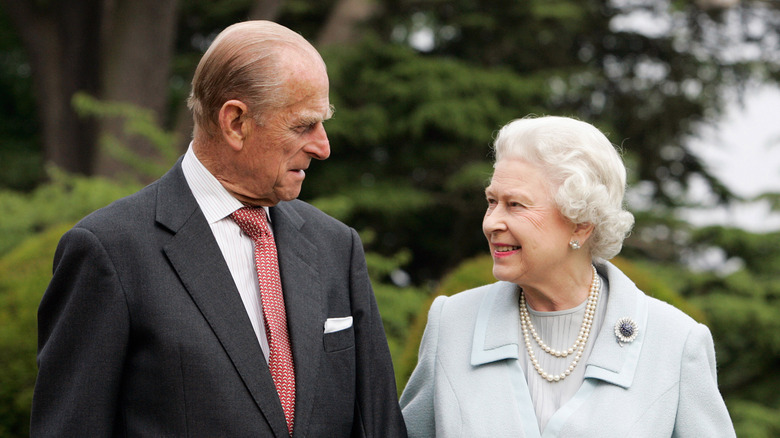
482 208 507 233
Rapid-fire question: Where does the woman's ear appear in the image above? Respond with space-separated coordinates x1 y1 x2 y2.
573 222 595 245
218 100 250 151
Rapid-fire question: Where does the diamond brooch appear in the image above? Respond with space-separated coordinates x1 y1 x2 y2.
614 317 638 346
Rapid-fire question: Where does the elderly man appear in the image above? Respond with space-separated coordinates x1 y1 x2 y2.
31 21 406 437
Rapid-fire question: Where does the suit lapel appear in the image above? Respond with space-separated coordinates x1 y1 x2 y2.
270 202 324 438
156 162 289 437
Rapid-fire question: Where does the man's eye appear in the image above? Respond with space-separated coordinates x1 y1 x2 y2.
295 122 318 134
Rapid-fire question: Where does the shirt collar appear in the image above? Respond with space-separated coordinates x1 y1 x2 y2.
181 143 271 224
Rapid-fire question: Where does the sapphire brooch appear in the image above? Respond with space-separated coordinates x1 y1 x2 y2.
614 317 638 346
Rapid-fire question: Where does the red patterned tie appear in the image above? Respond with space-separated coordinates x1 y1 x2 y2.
231 207 295 436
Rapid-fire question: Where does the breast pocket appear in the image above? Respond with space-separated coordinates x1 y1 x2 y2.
323 326 355 352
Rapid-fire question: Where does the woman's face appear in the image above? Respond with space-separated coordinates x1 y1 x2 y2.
483 158 576 287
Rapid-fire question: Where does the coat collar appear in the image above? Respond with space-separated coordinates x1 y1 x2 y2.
469 260 648 389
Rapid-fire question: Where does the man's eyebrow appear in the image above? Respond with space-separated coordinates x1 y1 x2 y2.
299 105 335 125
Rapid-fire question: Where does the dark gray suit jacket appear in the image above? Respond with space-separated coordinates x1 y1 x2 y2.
31 160 407 437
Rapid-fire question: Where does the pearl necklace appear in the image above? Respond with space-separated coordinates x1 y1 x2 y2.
519 265 601 382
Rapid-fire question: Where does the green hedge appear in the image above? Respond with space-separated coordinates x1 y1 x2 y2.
0 224 71 437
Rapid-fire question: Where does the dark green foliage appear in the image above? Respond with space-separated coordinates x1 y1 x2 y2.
0 169 139 257
0 7 41 190
373 282 428 393
728 399 780 438
310 38 545 282
374 0 752 205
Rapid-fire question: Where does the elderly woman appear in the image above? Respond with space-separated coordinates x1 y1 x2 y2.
400 116 735 437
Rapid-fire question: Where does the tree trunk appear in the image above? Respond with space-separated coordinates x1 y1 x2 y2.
0 0 102 175
317 0 379 47
96 0 179 180
0 0 180 181
247 0 284 21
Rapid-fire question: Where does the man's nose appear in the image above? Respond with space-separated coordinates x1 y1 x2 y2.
305 123 330 160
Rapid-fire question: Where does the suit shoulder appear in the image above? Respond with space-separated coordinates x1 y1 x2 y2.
435 282 512 316
281 199 351 231
644 293 700 330
640 293 711 354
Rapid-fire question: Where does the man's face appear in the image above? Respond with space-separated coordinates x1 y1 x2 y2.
231 62 332 206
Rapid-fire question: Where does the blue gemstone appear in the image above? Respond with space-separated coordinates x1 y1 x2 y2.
620 322 634 337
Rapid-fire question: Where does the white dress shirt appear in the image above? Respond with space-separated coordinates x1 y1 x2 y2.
181 144 271 361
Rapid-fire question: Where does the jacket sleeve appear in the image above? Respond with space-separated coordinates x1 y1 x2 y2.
348 228 408 438
673 323 736 437
399 295 447 438
30 227 130 437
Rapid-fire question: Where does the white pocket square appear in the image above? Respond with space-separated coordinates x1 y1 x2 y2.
324 316 353 334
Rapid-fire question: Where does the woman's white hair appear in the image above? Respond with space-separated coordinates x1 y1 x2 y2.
492 115 635 260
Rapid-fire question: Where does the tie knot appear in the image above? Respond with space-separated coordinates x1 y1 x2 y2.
230 207 270 241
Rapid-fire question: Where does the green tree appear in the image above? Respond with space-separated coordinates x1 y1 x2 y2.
373 0 778 205
312 38 547 280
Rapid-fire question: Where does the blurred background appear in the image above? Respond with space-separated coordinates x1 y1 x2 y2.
1 0 779 436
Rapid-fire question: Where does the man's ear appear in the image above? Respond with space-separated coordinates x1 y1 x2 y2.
218 100 250 152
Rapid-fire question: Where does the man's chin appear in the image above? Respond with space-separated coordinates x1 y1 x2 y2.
275 187 303 203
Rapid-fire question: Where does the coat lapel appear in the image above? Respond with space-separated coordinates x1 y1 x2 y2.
470 282 541 438
542 262 648 436
470 282 521 366
583 261 648 388
270 202 324 438
156 162 289 437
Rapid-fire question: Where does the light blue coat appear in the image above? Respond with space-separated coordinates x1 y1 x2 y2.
400 261 735 437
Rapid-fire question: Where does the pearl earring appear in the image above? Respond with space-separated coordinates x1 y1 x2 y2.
569 240 581 250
